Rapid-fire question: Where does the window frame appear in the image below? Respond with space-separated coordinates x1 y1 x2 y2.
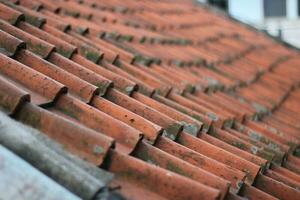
264 0 287 17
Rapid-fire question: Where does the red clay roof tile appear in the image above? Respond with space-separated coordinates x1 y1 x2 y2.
48 52 112 97
105 89 182 140
15 102 114 165
132 141 230 199
91 95 163 144
0 0 300 199
0 75 29 115
53 94 142 154
0 19 55 58
19 21 77 58
0 53 66 105
0 2 23 25
15 49 99 103
155 136 245 194
0 29 25 56
106 149 221 200
240 183 278 200
254 174 300 200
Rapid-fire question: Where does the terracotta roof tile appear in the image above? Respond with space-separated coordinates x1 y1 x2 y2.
15 102 114 165
106 149 221 200
0 0 300 199
154 136 245 194
19 21 77 58
105 89 182 140
15 49 98 103
0 53 66 105
48 52 112 97
0 2 23 25
52 94 142 154
254 174 300 200
0 111 114 199
133 92 203 135
91 95 163 144
0 19 55 58
240 184 278 200
0 28 25 56
0 75 29 115
178 132 261 184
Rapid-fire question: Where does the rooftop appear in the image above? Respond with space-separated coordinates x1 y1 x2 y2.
0 0 300 199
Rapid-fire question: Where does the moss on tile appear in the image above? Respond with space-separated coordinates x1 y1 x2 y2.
56 46 74 58
231 141 247 150
163 123 182 140
7 15 20 25
25 14 45 28
166 161 184 175
181 122 200 136
85 51 100 63
56 106 79 120
93 145 105 155
19 111 41 128
27 42 50 58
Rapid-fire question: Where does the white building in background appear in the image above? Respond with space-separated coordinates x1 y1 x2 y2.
198 0 300 48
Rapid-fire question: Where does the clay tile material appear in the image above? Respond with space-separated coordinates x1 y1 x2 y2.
18 0 43 11
0 29 25 56
153 93 213 132
177 132 261 184
133 92 203 136
0 19 55 58
15 49 98 103
265 169 300 191
224 127 280 163
88 36 134 63
35 0 61 13
271 165 300 183
103 61 155 96
238 122 290 152
0 2 24 25
15 102 114 165
168 92 224 127
239 184 278 200
18 21 77 58
91 96 163 144
106 149 221 200
0 75 29 115
42 24 102 63
119 60 172 96
48 52 112 97
1 0 300 199
105 89 183 140
13 4 46 28
0 53 66 105
254 174 300 200
199 133 268 168
132 141 230 199
0 112 110 200
154 136 245 194
72 54 138 95
41 15 70 32
53 94 142 154
70 31 119 64
211 127 273 162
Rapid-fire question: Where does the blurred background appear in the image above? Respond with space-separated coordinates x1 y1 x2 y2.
198 0 300 48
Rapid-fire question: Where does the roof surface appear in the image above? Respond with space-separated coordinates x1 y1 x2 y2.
0 0 300 199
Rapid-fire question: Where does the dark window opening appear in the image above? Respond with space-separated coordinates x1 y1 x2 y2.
298 0 300 15
208 0 228 11
264 0 286 17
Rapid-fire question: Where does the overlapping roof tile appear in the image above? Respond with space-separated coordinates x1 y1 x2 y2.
0 0 300 199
